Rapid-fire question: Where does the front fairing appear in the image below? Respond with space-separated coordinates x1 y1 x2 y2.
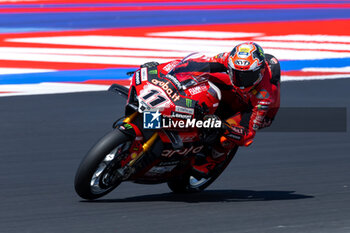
129 53 221 120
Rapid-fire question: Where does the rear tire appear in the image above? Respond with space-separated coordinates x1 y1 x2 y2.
74 129 131 200
167 146 238 193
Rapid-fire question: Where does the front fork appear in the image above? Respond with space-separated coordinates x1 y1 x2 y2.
117 111 159 178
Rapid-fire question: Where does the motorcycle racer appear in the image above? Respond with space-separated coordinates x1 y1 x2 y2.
140 42 280 177
184 42 281 176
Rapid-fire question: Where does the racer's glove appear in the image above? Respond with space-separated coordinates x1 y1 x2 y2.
199 115 223 145
140 61 159 68
221 122 255 147
259 117 273 129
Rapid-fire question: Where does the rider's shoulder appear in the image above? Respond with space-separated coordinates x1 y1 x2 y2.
250 79 272 99
265 54 280 68
252 88 271 100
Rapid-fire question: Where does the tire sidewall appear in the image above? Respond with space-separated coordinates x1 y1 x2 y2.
168 146 239 193
74 129 130 200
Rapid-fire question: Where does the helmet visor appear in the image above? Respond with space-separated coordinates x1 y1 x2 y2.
233 69 261 88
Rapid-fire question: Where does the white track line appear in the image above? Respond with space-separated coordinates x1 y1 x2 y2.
0 82 108 97
282 74 350 82
148 31 264 38
258 34 350 43
0 68 55 75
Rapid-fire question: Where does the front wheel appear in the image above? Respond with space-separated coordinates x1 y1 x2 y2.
74 129 131 200
167 146 238 193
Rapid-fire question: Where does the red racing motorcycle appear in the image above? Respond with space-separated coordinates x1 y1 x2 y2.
74 53 239 200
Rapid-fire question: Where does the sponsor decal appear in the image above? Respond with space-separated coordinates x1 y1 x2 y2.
254 115 264 123
253 113 265 130
258 46 265 58
163 60 179 72
238 45 252 58
170 111 192 119
270 57 278 64
149 69 158 75
234 59 250 66
186 98 192 108
175 105 194 115
257 104 269 110
158 161 179 166
146 165 177 176
151 79 181 102
139 100 151 111
211 148 225 159
231 126 244 134
135 71 141 85
239 47 250 53
188 84 207 95
238 52 249 58
226 133 242 140
161 145 204 158
124 123 133 129
256 89 270 99
141 67 148 81
258 100 271 105
165 74 182 90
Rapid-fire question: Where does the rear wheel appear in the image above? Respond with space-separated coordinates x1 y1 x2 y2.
74 129 131 200
167 146 238 193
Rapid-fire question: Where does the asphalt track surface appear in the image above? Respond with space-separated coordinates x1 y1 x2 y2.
1 79 350 233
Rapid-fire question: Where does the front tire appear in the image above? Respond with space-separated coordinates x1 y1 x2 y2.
74 129 131 200
167 146 238 193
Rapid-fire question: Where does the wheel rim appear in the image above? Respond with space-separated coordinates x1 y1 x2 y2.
189 176 212 189
90 143 128 195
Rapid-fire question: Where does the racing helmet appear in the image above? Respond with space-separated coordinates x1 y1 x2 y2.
227 42 266 91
